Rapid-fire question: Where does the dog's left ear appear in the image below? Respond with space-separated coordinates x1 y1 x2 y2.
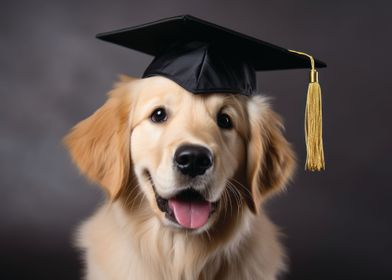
246 96 296 214
64 77 135 199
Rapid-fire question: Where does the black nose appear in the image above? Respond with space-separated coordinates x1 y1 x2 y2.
174 145 213 177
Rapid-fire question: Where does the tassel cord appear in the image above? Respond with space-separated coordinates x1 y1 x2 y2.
288 49 325 171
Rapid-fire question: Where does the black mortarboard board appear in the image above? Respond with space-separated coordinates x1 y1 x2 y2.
96 15 326 96
96 15 327 171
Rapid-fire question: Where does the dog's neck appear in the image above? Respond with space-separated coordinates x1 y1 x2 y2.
111 199 254 280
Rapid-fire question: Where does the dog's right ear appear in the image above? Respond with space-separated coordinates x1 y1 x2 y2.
64 76 136 199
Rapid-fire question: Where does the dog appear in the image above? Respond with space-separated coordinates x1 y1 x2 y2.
64 75 295 280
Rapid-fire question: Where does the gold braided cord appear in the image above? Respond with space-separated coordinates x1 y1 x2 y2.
288 49 315 70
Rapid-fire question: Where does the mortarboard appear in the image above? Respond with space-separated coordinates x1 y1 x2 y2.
96 15 326 171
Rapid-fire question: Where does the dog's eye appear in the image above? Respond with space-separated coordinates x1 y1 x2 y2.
150 107 168 123
217 112 233 129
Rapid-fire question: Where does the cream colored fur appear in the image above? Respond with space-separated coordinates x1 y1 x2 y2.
65 76 295 280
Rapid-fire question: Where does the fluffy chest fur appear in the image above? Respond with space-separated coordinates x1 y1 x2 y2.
77 202 285 280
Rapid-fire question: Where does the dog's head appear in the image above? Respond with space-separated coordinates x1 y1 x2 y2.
64 76 295 233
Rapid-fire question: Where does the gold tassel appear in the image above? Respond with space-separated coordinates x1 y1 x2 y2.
289 50 325 171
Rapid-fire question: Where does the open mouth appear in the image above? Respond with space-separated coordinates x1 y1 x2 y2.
156 189 218 229
147 172 218 229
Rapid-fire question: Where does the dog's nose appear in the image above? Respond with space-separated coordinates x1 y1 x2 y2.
174 145 213 177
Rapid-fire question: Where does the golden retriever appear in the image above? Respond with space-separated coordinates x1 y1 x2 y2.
64 75 295 280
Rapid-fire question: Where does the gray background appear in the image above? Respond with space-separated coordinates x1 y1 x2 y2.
1 0 391 279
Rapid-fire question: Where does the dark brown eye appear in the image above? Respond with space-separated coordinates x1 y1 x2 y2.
150 107 167 123
217 112 233 129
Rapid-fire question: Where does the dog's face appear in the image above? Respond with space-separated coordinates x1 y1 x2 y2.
130 77 249 231
65 76 295 233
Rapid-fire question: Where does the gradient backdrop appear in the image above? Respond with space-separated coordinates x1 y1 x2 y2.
1 0 391 279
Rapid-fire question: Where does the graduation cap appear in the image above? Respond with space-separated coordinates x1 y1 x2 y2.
96 15 326 171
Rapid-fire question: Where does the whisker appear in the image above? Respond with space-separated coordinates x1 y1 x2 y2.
220 190 228 221
130 188 144 210
205 229 212 242
138 191 147 210
229 178 252 197
124 184 139 206
226 182 243 213
225 187 234 215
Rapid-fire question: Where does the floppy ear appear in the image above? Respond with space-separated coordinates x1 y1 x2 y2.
64 76 135 199
246 95 296 213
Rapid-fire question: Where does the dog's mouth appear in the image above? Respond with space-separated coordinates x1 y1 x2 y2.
156 189 218 229
147 172 218 229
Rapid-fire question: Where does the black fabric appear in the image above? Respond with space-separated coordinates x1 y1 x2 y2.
97 15 326 95
143 41 256 95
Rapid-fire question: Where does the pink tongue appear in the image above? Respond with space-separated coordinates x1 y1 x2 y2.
168 199 211 229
